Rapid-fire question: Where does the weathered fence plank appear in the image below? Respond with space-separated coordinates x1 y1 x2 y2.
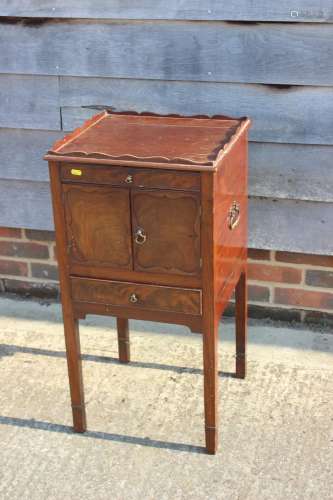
1 180 332 255
249 143 333 202
0 129 61 181
1 73 330 146
0 75 60 130
1 128 333 203
0 180 53 231
249 198 333 255
2 0 333 22
1 21 333 85
60 78 333 145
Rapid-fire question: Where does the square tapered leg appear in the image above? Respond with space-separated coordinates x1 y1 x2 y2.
235 270 247 379
117 318 130 363
63 315 86 432
203 316 219 454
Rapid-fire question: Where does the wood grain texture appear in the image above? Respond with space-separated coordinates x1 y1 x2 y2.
214 133 248 320
68 263 201 289
3 0 333 21
2 180 332 256
48 161 86 432
1 21 333 85
47 111 245 169
0 74 60 130
1 128 333 203
71 277 202 316
0 129 62 181
200 171 219 454
131 189 201 276
74 300 203 333
61 164 200 191
0 180 53 230
63 184 133 270
47 112 249 454
60 78 333 145
235 269 247 379
116 318 130 363
249 142 333 202
249 198 333 255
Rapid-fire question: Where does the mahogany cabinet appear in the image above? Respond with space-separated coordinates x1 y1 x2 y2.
44 111 251 454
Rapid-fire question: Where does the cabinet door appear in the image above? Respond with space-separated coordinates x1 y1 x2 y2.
131 189 201 276
63 184 132 270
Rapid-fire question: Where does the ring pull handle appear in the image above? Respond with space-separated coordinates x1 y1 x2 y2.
134 227 147 245
125 174 133 184
228 201 240 230
129 293 138 304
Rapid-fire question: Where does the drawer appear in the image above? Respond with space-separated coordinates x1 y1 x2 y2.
61 163 200 191
71 277 202 316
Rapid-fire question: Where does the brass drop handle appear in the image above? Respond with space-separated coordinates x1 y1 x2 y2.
134 227 147 245
129 293 139 303
228 201 240 230
125 174 133 184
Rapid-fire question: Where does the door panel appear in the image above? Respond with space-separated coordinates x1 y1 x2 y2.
131 189 201 275
63 184 132 269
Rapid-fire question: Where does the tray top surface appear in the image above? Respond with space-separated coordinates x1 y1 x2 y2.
45 111 250 170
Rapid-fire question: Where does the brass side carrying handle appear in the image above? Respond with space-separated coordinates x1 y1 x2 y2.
129 293 138 303
134 227 147 245
228 201 240 230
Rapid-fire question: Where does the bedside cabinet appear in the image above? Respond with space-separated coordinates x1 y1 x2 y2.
44 111 251 454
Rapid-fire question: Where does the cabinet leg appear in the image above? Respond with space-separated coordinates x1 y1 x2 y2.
63 315 86 432
235 270 247 379
203 317 219 454
117 318 130 363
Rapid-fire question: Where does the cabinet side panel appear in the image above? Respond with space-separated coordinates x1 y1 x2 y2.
214 132 248 317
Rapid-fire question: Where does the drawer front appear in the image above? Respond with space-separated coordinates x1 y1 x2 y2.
61 163 200 191
71 277 202 316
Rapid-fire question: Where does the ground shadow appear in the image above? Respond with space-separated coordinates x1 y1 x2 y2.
0 415 205 454
0 343 236 378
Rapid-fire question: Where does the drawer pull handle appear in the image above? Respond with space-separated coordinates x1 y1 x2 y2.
228 201 240 230
134 227 147 245
125 175 133 184
129 293 139 304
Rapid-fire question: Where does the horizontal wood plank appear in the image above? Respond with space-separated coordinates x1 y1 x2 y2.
1 127 333 202
0 129 62 181
2 74 332 146
249 198 333 255
1 21 333 85
1 179 332 255
249 142 333 202
0 75 60 130
60 78 333 145
1 1 333 22
0 180 53 231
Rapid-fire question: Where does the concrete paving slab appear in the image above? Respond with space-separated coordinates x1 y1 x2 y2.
0 297 332 500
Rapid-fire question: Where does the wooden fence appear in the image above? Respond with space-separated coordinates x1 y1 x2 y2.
0 1 332 254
